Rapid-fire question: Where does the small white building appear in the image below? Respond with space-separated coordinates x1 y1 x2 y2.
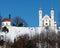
2 18 11 27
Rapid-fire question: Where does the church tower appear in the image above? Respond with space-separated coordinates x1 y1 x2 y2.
51 8 54 27
39 8 42 27
51 8 54 20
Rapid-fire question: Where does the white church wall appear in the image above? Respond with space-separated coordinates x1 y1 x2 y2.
2 21 11 27
51 8 54 20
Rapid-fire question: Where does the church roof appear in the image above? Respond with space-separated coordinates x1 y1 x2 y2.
44 14 50 18
3 18 10 22
42 14 51 20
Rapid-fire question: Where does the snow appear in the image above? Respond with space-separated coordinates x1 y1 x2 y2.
5 26 37 42
0 26 56 43
0 32 5 41
0 26 42 43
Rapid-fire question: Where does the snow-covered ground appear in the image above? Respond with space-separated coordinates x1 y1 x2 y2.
0 26 56 43
0 26 42 43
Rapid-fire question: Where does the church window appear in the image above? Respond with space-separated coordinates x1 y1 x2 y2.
49 23 51 26
40 12 41 14
46 23 48 25
49 20 51 26
46 20 47 21
6 23 8 25
49 20 51 22
42 20 44 22
42 20 44 26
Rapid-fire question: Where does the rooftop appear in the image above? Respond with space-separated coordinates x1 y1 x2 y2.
3 18 10 22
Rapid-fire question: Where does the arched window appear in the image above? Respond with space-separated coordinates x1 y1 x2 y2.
49 20 51 26
6 23 8 26
42 20 44 26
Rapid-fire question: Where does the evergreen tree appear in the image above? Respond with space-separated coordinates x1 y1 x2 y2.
2 26 9 32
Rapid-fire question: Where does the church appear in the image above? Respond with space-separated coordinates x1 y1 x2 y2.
1 8 60 34
39 8 58 33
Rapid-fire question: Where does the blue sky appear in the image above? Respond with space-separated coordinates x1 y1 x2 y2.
0 0 60 27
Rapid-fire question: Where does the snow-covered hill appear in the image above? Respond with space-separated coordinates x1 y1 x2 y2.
0 26 56 43
0 26 41 43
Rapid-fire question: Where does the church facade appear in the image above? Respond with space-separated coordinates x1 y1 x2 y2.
39 8 57 27
39 8 58 33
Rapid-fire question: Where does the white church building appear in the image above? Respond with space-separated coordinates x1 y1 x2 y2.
39 8 58 32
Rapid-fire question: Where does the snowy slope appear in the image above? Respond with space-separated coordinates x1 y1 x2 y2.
0 32 5 41
0 26 56 43
0 26 42 43
6 26 36 42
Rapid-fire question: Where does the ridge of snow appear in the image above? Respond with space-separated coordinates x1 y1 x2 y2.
5 26 37 42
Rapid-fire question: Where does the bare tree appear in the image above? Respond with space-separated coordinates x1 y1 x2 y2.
39 28 57 48
11 34 37 48
57 31 60 48
11 16 28 27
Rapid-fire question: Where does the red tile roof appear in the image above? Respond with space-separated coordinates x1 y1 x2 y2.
3 18 10 22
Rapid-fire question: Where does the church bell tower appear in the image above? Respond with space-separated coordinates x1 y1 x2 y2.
39 8 42 27
51 8 54 20
51 8 54 27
